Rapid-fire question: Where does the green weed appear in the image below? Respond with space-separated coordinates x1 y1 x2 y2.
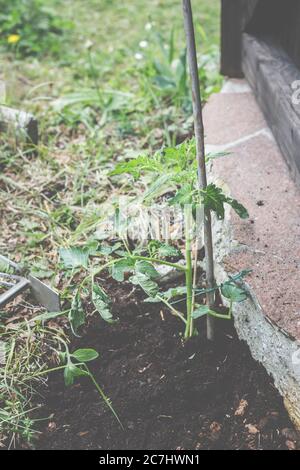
0 316 120 448
0 0 73 58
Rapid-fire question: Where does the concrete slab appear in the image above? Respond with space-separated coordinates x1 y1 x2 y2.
204 92 267 146
221 78 251 94
203 81 300 428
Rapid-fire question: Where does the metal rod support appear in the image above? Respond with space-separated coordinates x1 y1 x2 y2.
182 0 216 340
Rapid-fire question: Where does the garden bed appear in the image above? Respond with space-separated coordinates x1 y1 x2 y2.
1 0 299 453
35 280 299 451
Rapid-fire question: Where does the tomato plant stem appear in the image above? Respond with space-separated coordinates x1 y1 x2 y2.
156 295 187 324
132 255 187 272
184 206 193 339
184 237 193 339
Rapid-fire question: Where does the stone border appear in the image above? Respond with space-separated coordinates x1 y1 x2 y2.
204 80 300 429
0 105 38 146
0 80 38 146
212 208 300 430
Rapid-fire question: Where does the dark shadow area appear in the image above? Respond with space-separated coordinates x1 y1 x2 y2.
246 0 300 70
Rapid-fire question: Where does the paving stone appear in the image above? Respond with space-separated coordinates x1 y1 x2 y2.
211 134 300 338
204 92 267 146
221 79 251 94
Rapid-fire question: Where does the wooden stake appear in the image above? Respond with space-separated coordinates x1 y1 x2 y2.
182 0 216 340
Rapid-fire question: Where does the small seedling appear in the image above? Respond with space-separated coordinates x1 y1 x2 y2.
59 346 121 426
0 316 121 448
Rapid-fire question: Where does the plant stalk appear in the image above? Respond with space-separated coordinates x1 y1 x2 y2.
184 206 193 339
156 295 187 325
182 0 216 341
184 237 193 338
132 255 186 272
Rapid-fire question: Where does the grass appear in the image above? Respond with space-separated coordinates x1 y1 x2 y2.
0 0 220 447
0 319 66 448
1 0 221 284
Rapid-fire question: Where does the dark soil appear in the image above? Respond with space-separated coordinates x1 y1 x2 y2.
36 281 299 450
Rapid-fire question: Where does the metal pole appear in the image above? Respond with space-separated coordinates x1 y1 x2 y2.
182 0 216 340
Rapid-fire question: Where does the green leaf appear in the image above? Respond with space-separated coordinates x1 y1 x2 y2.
98 242 122 256
60 247 89 269
201 183 227 219
141 174 171 203
109 154 158 179
162 286 187 301
33 311 63 323
226 198 249 219
147 241 180 259
129 272 158 298
0 259 14 274
92 284 116 323
201 184 249 220
153 75 176 90
71 348 99 363
157 244 180 258
229 269 252 282
135 260 160 279
192 305 211 319
54 89 133 113
64 363 88 386
144 296 162 303
69 291 85 336
169 184 194 206
53 89 100 111
30 267 54 279
111 258 135 282
84 239 100 255
221 282 247 302
144 286 187 303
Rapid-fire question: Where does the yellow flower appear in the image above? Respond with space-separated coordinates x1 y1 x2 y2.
7 34 20 44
